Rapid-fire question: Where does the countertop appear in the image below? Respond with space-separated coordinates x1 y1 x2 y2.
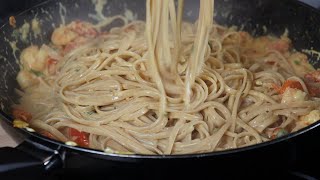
0 122 17 148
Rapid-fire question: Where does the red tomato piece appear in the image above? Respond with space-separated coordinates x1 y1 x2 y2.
305 70 320 83
12 108 32 122
273 80 303 94
47 58 58 75
304 70 320 97
68 128 89 147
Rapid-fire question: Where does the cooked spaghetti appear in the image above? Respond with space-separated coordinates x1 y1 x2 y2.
13 0 320 155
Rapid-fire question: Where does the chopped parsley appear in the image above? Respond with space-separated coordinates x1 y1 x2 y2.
276 129 288 138
12 29 20 39
271 128 289 139
86 111 94 115
294 60 301 65
30 69 44 77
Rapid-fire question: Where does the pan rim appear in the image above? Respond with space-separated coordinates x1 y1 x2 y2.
2 109 320 159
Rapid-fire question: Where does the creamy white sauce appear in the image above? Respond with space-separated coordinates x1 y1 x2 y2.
262 25 268 34
302 49 320 62
31 18 41 38
0 102 4 111
4 37 19 63
282 28 289 37
19 22 31 43
41 8 54 21
89 0 108 21
58 2 67 25
0 54 6 61
124 9 137 22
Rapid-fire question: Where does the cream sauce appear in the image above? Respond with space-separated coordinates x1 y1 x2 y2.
89 0 108 21
4 38 19 63
31 18 41 38
58 2 67 25
302 49 320 62
12 22 30 43
124 9 137 22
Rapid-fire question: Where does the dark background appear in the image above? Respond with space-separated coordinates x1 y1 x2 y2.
0 0 44 23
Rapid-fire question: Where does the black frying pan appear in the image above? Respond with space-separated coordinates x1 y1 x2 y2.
1 0 320 179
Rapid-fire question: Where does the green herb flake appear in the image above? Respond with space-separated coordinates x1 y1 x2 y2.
276 129 288 138
12 29 20 39
294 60 301 65
30 69 44 77
86 111 94 115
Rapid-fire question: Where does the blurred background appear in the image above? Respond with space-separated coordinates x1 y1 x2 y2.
0 0 43 23
302 0 320 8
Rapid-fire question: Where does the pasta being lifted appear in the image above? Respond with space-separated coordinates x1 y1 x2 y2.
13 0 320 155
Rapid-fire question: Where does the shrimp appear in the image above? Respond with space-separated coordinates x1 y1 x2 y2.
20 46 48 72
239 31 253 47
20 44 61 74
12 108 32 122
288 52 315 77
63 36 90 54
305 70 320 83
281 88 307 104
69 21 97 38
16 70 39 89
267 37 291 53
51 25 78 46
17 43 61 89
304 70 320 97
51 21 98 47
246 36 291 56
299 110 320 126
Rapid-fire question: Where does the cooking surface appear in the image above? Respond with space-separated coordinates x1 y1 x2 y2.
0 122 17 148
